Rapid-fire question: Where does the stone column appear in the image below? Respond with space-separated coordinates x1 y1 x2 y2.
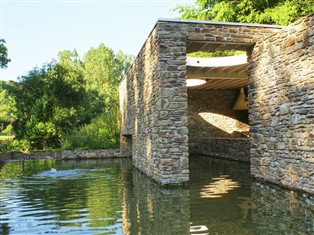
155 22 189 185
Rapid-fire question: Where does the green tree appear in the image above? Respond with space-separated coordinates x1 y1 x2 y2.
80 44 132 146
0 81 16 126
6 44 132 151
9 61 92 149
173 0 314 25
0 39 11 68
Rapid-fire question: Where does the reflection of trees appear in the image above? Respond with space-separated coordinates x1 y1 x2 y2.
0 160 56 180
0 159 126 233
86 167 122 228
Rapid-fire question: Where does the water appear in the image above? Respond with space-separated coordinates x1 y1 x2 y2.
0 156 313 235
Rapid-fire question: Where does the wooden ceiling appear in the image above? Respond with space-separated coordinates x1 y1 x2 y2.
186 40 254 53
186 40 253 90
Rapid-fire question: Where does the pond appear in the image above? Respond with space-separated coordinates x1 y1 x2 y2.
0 156 313 235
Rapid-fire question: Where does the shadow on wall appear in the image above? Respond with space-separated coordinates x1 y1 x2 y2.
199 112 250 137
188 89 250 141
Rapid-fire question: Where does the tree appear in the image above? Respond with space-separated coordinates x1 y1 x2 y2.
0 39 11 68
173 0 314 25
0 81 16 125
9 61 93 149
81 44 133 146
6 44 132 150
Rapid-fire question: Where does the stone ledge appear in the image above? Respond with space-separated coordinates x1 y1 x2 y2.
0 149 123 162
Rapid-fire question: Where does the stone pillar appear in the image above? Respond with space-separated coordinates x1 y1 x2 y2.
155 22 189 185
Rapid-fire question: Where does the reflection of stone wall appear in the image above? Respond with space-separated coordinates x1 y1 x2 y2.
251 182 314 235
121 168 190 235
249 13 314 194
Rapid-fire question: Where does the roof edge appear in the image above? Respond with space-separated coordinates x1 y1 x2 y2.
157 18 284 29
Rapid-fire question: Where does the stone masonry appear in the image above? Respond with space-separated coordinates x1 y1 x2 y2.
188 89 250 162
120 18 280 186
248 13 314 194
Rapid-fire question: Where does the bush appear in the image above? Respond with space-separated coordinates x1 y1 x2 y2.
0 138 30 152
62 113 119 150
2 124 14 135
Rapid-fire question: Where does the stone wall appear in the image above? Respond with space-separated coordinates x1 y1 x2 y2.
248 13 314 194
195 139 250 162
120 22 190 186
188 89 249 140
120 19 281 186
184 20 281 43
0 149 121 161
155 22 190 185
120 26 165 184
188 89 249 161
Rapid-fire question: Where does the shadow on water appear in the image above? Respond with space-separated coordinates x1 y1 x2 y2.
0 157 313 234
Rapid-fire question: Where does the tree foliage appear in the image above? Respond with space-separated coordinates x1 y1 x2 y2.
3 44 132 151
8 61 93 149
0 39 11 69
0 81 16 126
173 0 314 25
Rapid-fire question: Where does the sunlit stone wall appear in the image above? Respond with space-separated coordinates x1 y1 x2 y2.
188 89 250 161
120 19 281 186
249 13 314 194
119 22 190 186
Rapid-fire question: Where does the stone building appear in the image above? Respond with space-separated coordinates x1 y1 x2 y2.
119 14 314 194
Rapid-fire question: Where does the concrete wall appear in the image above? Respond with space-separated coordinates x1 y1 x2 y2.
249 13 314 194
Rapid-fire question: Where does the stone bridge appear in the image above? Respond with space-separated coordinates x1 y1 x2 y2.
119 14 314 194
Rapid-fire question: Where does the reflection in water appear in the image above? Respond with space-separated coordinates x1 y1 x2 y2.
0 157 313 234
251 182 314 235
189 156 253 234
200 175 240 198
120 167 190 234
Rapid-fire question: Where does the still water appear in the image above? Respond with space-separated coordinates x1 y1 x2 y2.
0 156 313 235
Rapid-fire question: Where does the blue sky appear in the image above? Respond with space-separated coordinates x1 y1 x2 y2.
0 0 193 81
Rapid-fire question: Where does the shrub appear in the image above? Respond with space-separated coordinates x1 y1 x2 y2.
62 113 119 150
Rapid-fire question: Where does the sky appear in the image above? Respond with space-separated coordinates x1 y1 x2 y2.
0 0 194 81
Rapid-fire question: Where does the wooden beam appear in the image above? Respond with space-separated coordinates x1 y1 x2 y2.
187 69 247 79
